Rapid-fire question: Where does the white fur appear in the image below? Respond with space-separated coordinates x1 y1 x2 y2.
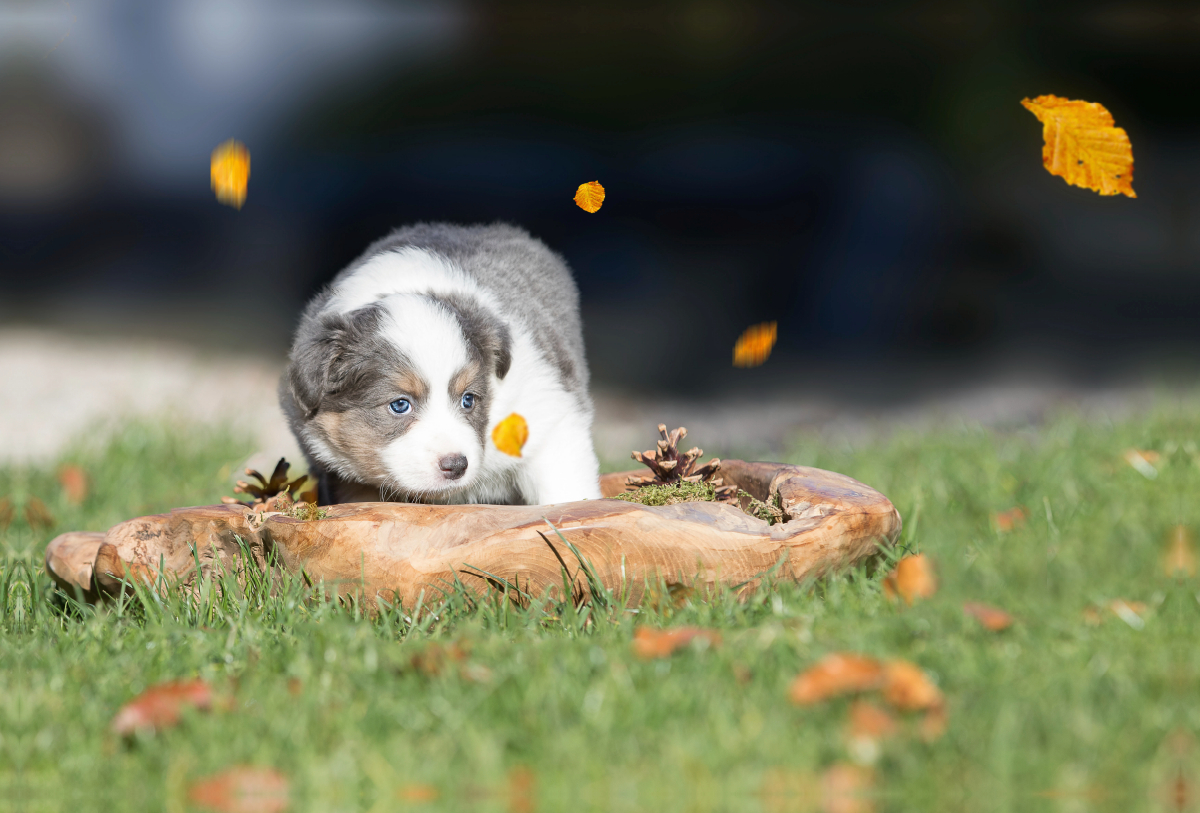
322 247 602 505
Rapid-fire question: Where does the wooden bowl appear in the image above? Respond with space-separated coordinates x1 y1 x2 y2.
44 460 901 609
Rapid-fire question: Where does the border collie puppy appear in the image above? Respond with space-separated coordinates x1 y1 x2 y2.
280 222 602 506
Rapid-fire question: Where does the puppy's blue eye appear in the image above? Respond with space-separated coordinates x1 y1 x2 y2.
389 398 411 415
460 393 475 410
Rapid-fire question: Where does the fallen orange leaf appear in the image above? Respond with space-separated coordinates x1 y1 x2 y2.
789 653 886 705
633 626 721 659
211 139 251 209
1124 448 1160 479
111 678 214 736
1164 525 1197 578
962 601 1013 631
573 180 605 213
1021 95 1135 198
880 660 943 712
397 784 439 803
993 506 1027 533
492 413 529 457
881 554 937 605
57 464 88 505
189 766 290 813
733 322 778 368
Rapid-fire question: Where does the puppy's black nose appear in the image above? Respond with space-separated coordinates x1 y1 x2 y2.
438 453 468 480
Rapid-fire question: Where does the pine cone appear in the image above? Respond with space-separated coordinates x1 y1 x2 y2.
222 458 316 508
627 425 737 501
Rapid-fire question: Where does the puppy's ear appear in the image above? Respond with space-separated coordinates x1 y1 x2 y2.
285 305 384 419
491 320 512 380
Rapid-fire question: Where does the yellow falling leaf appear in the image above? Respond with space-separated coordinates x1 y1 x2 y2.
491 412 529 457
211 139 251 209
733 322 777 368
1021 95 1135 198
574 180 605 213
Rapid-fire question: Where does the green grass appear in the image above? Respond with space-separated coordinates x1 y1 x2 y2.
3 407 1199 812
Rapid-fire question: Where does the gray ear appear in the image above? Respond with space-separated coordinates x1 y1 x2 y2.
491 320 512 380
285 305 384 419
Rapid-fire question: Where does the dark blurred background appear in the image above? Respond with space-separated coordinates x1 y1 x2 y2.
5 0 1200 403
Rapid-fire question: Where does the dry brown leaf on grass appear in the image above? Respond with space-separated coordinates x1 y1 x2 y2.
993 506 1027 533
881 554 937 605
573 180 605 213
1125 449 1160 479
57 465 88 504
963 601 1014 631
492 413 529 457
733 322 778 368
1021 95 1135 198
189 767 290 813
789 653 886 705
111 679 214 736
633 626 722 659
1164 525 1197 579
211 139 251 209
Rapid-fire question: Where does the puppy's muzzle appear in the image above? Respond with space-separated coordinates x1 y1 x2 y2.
438 453 468 480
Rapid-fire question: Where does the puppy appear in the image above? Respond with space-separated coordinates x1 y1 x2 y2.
279 222 602 506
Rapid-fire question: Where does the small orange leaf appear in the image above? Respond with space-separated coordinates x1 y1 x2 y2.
573 180 605 213
789 653 886 705
397 784 439 803
1124 448 1160 479
189 766 290 813
962 601 1013 631
1164 525 1197 578
633 626 721 659
993 506 1027 532
732 322 778 368
881 660 943 712
57 464 89 505
211 139 251 209
111 678 214 736
881 554 937 605
491 413 529 457
1021 95 1135 198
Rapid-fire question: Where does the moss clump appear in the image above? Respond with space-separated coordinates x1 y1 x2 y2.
285 501 328 521
612 481 784 525
612 480 717 506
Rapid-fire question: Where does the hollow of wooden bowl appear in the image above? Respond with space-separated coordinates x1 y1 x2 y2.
44 460 901 610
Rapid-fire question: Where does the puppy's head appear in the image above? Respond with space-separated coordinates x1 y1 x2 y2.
285 292 511 499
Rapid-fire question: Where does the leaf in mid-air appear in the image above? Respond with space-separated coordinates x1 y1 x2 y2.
211 139 251 209
1021 95 1135 198
491 413 530 457
732 322 778 368
574 180 605 212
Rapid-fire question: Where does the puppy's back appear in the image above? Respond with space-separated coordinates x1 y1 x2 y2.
341 222 590 400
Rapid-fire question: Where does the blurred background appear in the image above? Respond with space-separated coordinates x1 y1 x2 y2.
2 0 1197 466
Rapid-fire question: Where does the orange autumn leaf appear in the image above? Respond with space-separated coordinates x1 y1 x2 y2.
881 554 937 605
789 653 886 705
189 767 290 813
57 464 88 505
881 660 943 712
633 626 721 659
1021 95 1135 198
993 506 1027 533
962 601 1014 631
574 180 605 213
211 139 251 209
1164 525 1196 578
733 321 778 368
491 413 529 457
397 784 439 803
111 678 214 736
1124 448 1160 479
